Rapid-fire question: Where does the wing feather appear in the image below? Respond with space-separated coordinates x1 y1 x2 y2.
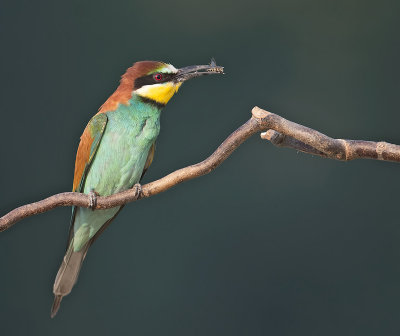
72 113 108 192
140 141 156 181
67 113 108 247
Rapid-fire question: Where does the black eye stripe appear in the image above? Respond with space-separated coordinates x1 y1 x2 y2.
134 73 174 89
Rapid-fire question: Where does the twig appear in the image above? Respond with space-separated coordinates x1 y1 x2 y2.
253 107 400 162
1 106 400 232
0 117 263 231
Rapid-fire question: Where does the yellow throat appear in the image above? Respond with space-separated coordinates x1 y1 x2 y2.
135 82 183 105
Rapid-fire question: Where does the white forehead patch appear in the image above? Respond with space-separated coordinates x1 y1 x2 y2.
160 64 178 74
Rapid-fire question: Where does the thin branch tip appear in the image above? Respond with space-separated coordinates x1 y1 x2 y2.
252 106 270 119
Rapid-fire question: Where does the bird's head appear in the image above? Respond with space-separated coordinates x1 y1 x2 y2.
133 60 224 106
99 60 223 113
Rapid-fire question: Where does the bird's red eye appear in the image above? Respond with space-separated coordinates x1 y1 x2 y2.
154 73 163 81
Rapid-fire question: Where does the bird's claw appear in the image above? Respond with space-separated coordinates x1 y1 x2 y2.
88 188 99 210
133 183 142 200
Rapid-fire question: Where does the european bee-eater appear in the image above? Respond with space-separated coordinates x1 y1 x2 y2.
51 60 224 317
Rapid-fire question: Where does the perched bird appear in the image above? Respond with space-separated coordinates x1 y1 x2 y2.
51 60 224 317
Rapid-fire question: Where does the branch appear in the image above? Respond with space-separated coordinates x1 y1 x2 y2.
253 107 400 162
0 117 263 231
2 106 400 232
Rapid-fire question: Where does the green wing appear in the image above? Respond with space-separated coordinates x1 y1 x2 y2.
67 113 108 245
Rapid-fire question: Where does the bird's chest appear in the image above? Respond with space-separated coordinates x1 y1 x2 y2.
83 111 160 195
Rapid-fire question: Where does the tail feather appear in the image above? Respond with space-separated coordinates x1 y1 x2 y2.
51 295 63 318
51 240 89 318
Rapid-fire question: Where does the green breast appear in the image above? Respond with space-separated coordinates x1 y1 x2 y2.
83 95 161 195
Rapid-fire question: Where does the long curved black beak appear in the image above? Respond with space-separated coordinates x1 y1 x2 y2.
174 59 224 83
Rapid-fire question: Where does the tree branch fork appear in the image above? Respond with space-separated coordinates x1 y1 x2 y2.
2 106 400 232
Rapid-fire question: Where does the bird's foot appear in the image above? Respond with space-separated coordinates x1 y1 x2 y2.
88 188 99 210
132 183 142 200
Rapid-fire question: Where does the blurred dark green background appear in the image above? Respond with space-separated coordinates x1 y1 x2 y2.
1 0 400 335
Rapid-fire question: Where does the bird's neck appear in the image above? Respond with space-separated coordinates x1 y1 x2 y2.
106 93 163 132
106 94 162 146
128 93 163 119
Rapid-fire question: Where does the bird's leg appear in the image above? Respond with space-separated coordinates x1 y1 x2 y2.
132 183 142 200
88 188 99 210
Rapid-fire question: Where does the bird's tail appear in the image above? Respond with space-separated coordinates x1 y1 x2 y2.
51 240 89 318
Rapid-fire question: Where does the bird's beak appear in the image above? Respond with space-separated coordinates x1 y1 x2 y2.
174 59 224 83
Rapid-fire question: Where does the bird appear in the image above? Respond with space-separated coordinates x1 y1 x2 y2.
51 60 224 317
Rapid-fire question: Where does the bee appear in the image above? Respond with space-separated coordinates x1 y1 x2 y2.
208 58 224 73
